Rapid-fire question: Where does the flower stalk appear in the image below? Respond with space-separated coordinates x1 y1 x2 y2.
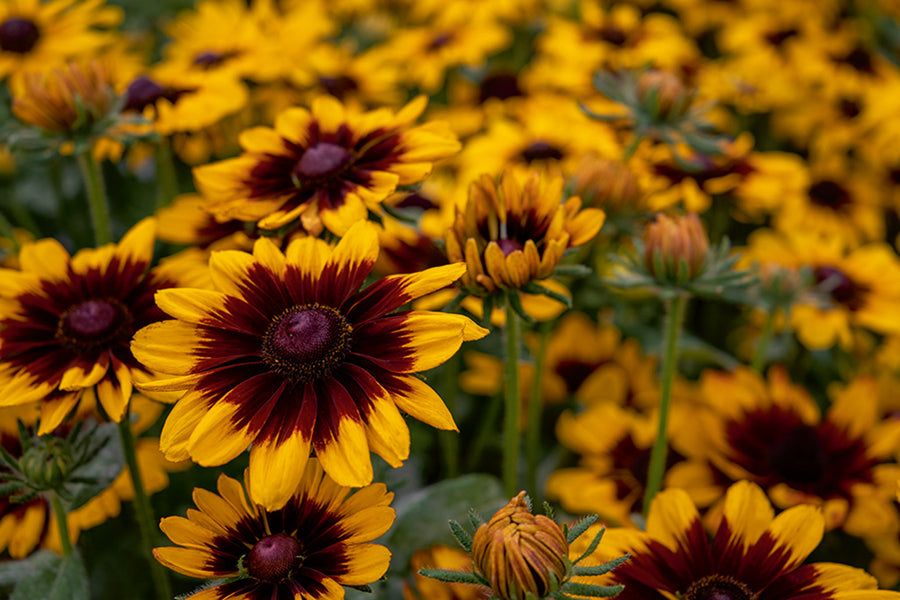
117 420 172 600
526 322 550 501
503 291 522 497
76 151 111 246
49 492 73 557
642 293 687 509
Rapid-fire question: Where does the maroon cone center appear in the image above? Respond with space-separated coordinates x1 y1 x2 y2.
497 238 524 257
0 18 40 54
271 307 341 363
293 142 353 182
246 533 300 583
684 575 754 600
62 300 120 338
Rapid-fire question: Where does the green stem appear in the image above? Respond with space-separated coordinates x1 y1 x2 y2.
750 309 776 373
503 294 522 497
642 294 687 512
118 421 172 600
438 353 461 479
76 152 111 245
155 138 178 210
49 492 73 557
525 323 550 501
466 390 502 472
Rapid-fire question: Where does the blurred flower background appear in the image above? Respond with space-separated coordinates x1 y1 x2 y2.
2 0 900 598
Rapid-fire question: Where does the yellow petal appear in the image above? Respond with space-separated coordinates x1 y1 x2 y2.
335 543 392 586
388 373 456 431
19 238 70 280
315 417 372 487
132 321 203 375
154 288 230 324
188 400 255 466
248 434 311 511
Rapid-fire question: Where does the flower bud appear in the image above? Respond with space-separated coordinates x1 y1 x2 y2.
471 491 569 600
571 157 642 214
635 70 693 123
19 439 73 491
642 212 709 283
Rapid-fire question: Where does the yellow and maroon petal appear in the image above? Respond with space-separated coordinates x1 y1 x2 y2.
334 543 392 586
312 379 372 487
346 262 466 322
352 311 488 373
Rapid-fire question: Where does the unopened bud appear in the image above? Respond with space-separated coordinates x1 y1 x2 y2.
571 157 642 213
642 212 709 283
471 491 569 600
635 70 693 123
19 439 73 490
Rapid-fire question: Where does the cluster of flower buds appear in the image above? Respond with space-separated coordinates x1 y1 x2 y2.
420 491 628 600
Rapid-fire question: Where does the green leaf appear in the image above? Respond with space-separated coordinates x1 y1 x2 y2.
9 550 89 600
572 554 630 577
387 474 506 573
566 515 598 545
449 519 473 552
418 569 486 586
561 581 625 597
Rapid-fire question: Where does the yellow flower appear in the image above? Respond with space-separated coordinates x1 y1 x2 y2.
444 168 605 300
12 60 114 136
0 0 122 84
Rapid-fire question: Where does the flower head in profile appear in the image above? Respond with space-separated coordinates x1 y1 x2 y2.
0 218 176 433
132 222 488 509
154 458 395 600
444 168 605 319
11 59 120 154
576 480 900 599
193 95 460 236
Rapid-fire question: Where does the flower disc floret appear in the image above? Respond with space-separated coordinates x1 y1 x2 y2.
0 17 40 54
245 533 302 583
57 298 133 352
262 304 352 382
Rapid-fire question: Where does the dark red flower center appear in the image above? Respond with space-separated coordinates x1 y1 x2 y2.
496 238 524 256
56 298 133 352
123 76 192 113
245 533 301 583
192 50 239 69
768 424 827 486
262 303 352 382
814 266 869 311
0 17 40 54
807 180 851 211
521 141 564 164
427 32 453 51
318 75 359 100
684 574 755 600
291 142 354 185
479 72 522 103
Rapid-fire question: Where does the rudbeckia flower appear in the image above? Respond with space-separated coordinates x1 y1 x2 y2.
686 367 900 537
444 168 605 319
192 95 461 236
0 218 176 433
154 459 395 600
576 480 900 599
0 0 122 84
132 222 488 509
